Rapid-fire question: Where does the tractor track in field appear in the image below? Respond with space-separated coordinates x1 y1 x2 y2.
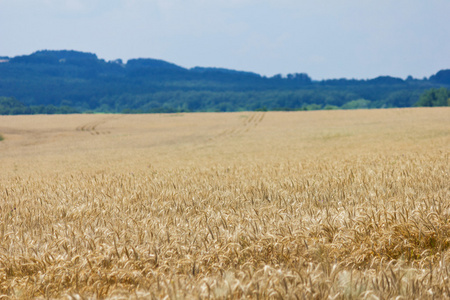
208 111 266 142
217 111 265 138
75 116 122 135
179 111 266 152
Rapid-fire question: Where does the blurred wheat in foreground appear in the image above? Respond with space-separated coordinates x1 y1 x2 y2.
0 108 449 299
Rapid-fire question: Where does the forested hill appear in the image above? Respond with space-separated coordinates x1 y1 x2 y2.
1 50 449 114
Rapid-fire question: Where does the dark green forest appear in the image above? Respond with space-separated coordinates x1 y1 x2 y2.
0 50 449 115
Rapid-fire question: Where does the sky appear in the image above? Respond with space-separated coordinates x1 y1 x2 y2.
0 0 449 80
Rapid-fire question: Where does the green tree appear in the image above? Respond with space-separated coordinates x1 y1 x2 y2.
415 88 450 107
0 97 30 114
341 99 371 109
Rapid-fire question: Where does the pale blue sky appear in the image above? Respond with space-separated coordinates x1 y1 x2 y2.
1 0 449 79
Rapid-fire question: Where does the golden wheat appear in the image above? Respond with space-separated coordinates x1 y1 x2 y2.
0 108 449 299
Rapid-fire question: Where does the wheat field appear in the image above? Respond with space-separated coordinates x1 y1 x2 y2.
0 108 449 299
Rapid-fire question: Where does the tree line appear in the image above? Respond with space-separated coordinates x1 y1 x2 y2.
0 50 449 114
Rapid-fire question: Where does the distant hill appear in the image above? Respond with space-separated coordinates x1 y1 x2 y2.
429 69 450 85
0 50 448 114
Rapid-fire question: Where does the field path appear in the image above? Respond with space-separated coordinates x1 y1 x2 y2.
75 115 123 135
213 111 266 140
